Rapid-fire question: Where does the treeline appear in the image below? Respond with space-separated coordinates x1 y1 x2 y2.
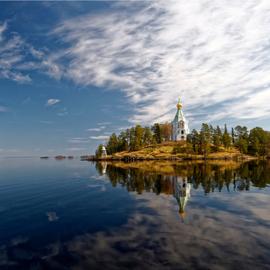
187 124 270 157
96 123 172 156
96 122 270 158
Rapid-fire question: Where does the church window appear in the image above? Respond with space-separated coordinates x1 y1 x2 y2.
179 120 184 129
181 130 184 134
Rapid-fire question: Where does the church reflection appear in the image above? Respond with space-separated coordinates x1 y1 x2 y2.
94 160 270 216
100 162 108 175
173 176 191 218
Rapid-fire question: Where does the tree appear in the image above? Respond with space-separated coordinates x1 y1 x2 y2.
152 123 162 144
213 125 222 150
200 123 211 158
161 122 172 141
234 126 249 154
134 125 144 150
143 127 154 146
95 144 103 158
118 131 129 151
129 127 136 151
106 133 118 154
231 127 235 145
222 124 231 148
248 127 269 156
188 129 200 153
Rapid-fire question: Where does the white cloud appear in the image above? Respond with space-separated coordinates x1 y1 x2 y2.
89 135 110 140
52 0 270 125
87 126 106 132
68 137 90 144
98 122 111 126
0 22 60 84
46 99 61 106
0 22 39 83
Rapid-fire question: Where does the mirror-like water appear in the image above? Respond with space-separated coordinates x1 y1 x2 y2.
0 158 269 269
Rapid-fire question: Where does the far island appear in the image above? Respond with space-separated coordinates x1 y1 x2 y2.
91 99 270 162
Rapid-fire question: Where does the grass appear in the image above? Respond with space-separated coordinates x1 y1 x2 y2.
105 141 256 161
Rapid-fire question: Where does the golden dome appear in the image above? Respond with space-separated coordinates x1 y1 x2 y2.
179 209 185 218
177 98 182 109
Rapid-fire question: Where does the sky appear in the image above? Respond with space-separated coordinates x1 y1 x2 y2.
1 1 270 156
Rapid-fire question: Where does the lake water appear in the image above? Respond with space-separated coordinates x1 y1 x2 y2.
0 158 269 270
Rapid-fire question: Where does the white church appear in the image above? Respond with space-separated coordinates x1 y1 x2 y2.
171 98 189 141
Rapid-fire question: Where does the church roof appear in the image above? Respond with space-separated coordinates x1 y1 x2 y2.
172 98 186 123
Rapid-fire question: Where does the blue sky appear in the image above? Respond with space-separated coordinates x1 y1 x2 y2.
1 1 270 156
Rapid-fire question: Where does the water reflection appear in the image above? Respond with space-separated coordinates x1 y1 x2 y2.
0 159 269 269
96 160 270 220
97 161 270 195
173 176 191 218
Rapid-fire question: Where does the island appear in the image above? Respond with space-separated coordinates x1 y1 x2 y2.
91 99 270 162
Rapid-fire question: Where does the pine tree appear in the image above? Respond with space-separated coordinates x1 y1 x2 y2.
95 144 103 158
152 123 162 144
213 125 222 150
234 126 249 154
190 129 200 153
222 124 231 149
200 123 211 158
231 127 235 145
118 131 128 151
106 133 118 154
143 127 154 145
134 125 144 150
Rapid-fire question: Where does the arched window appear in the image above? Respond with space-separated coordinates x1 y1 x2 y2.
179 120 184 129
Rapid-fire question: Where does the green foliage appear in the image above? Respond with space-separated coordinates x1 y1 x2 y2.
152 123 162 144
106 133 118 155
213 125 222 150
143 127 153 146
248 127 269 156
96 121 270 158
234 126 249 154
160 122 172 141
95 144 103 158
200 123 211 157
222 124 232 149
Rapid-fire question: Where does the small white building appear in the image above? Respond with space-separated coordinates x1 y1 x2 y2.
101 145 107 158
171 98 189 141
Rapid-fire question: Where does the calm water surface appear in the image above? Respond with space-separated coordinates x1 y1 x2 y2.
0 158 270 269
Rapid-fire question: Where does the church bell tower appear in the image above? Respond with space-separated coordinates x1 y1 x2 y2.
171 98 189 141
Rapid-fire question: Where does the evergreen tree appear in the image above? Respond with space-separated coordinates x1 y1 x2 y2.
213 125 222 150
189 129 200 153
134 125 144 150
222 124 231 148
152 123 162 144
129 127 136 151
200 123 211 157
106 133 119 154
143 127 154 145
95 144 103 158
234 126 249 154
118 131 129 151
209 125 215 144
231 127 235 145
248 127 269 156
